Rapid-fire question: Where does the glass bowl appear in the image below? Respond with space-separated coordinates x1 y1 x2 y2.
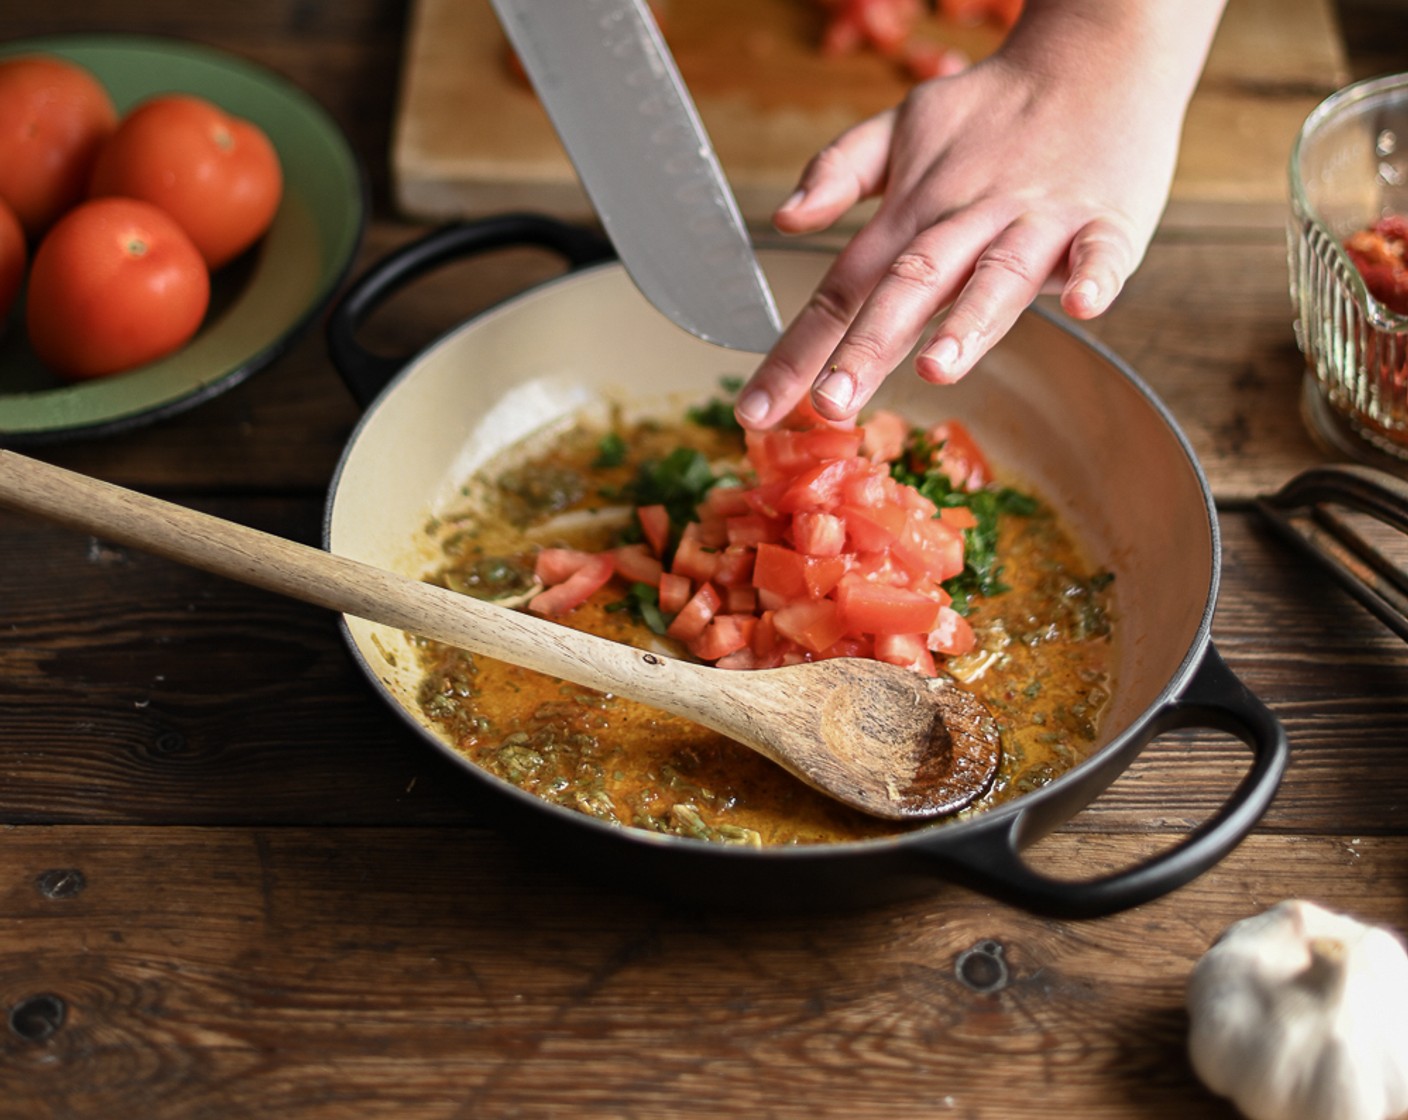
1290 72 1408 465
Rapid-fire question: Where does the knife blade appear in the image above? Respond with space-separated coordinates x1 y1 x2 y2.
489 0 783 353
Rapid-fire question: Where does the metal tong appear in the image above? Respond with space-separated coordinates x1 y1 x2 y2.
1257 463 1408 643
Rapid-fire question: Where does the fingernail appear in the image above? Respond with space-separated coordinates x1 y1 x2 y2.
921 335 961 382
1066 277 1101 314
777 189 807 214
736 388 770 426
813 368 855 413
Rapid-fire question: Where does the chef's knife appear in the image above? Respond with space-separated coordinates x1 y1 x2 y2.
489 0 783 353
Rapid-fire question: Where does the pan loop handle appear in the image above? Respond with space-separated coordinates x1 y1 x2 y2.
1256 462 1408 643
326 214 615 408
925 644 1288 919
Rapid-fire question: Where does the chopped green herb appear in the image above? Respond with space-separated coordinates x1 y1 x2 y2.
890 429 1040 614
593 431 628 468
686 376 745 432
623 446 721 530
606 581 671 634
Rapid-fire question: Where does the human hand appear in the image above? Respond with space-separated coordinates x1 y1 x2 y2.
734 1 1226 430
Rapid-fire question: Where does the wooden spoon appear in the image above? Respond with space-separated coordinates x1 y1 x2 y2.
0 450 1001 819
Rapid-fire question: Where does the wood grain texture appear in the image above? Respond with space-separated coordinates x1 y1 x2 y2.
0 827 1403 1119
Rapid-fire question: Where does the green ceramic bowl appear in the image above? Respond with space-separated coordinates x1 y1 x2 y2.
0 34 365 444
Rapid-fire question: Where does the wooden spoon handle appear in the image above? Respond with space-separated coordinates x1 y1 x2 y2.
0 450 727 723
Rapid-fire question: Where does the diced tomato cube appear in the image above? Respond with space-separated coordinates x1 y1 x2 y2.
752 541 809 600
688 613 757 661
612 543 663 586
658 571 693 615
751 609 779 658
745 430 816 482
777 458 867 513
891 513 965 583
534 547 599 586
839 502 907 552
672 523 721 582
714 647 761 670
772 598 847 655
859 409 908 462
939 505 979 531
802 555 848 599
875 632 938 677
815 634 875 661
725 585 758 614
726 513 783 547
792 510 847 557
527 553 615 617
743 480 789 519
713 544 756 588
836 574 944 635
637 504 671 557
666 582 722 642
698 483 752 519
927 606 976 656
799 427 864 461
926 420 992 491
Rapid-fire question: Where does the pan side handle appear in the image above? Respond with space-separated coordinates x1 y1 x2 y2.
923 644 1289 919
325 214 615 408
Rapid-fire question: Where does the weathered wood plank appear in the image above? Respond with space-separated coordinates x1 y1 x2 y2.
0 826 1402 1119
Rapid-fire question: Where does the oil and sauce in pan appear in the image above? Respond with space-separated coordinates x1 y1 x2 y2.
411 395 1116 847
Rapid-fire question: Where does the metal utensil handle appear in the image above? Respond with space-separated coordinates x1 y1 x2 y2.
1257 462 1408 643
925 645 1289 919
325 215 614 407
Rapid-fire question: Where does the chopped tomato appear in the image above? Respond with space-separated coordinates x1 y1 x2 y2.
725 585 758 614
637 504 671 557
859 409 908 462
612 543 663 586
773 599 847 655
659 571 692 615
927 606 976 656
926 420 991 491
713 544 756 588
689 614 757 661
836 575 944 635
792 510 846 557
801 554 848 599
839 502 907 552
521 400 1005 684
875 632 938 677
666 582 722 642
672 527 721 583
528 553 614 617
726 513 781 547
534 547 600 586
753 541 810 600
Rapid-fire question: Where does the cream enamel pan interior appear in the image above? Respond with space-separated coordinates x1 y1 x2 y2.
325 222 1287 917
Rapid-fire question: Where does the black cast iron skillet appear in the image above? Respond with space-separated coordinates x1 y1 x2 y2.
323 213 1289 919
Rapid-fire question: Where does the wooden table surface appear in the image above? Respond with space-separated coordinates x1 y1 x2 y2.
3 3 1408 1117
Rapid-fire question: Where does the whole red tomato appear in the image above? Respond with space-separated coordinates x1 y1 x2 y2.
89 93 283 270
0 196 24 327
26 197 210 380
0 55 117 238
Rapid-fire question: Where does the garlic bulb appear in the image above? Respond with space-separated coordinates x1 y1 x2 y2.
1187 900 1408 1120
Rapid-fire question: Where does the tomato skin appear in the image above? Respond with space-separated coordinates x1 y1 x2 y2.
0 197 25 326
90 94 282 269
26 197 210 380
527 553 613 617
0 55 117 238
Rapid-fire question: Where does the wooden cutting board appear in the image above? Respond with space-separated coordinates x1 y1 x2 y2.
391 0 1350 231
